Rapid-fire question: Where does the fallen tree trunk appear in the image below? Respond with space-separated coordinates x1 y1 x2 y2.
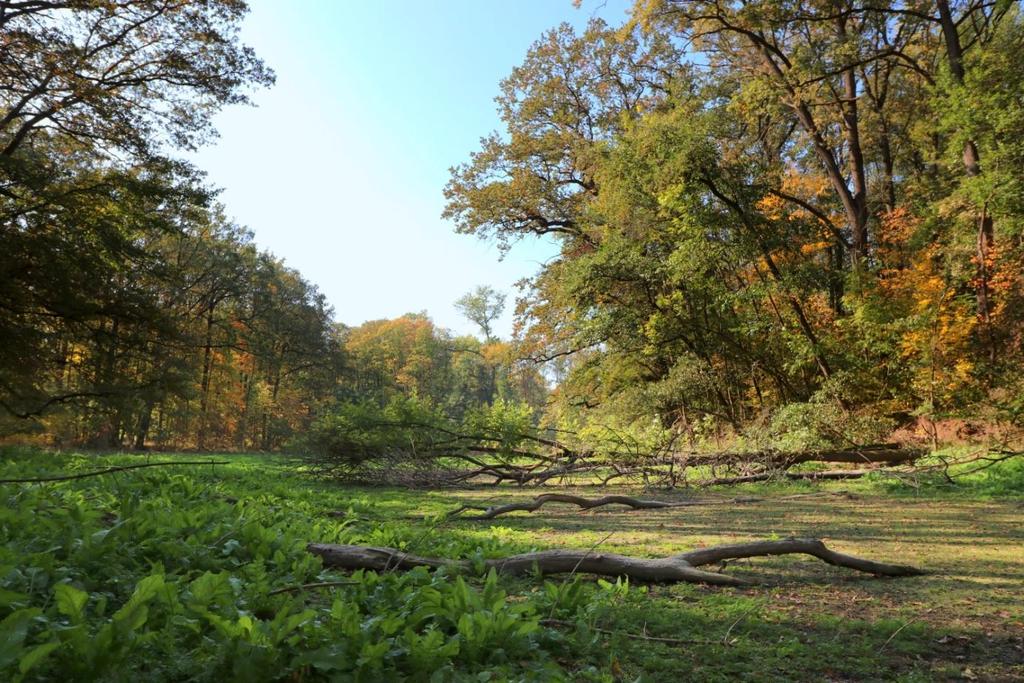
307 537 925 586
685 444 923 468
589 444 922 470
443 492 847 520
400 492 846 522
440 445 922 488
446 493 695 519
699 468 884 486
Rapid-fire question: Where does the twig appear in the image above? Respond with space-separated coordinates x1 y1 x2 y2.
0 460 230 484
878 618 916 652
545 530 616 622
570 530 616 577
722 603 760 644
540 618 720 646
267 580 360 596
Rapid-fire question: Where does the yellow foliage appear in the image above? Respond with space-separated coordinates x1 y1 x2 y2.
800 240 831 255
755 192 785 220
882 239 976 406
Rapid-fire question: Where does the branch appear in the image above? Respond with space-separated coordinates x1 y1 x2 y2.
0 460 229 484
766 187 850 248
686 444 923 468
677 538 923 577
308 537 925 585
698 468 884 486
267 580 360 596
539 618 719 646
446 493 693 519
445 492 848 519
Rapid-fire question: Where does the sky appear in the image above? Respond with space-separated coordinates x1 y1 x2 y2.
190 0 633 338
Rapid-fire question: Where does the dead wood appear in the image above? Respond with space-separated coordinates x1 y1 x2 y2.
446 493 695 520
267 580 360 596
925 448 1023 480
440 444 922 489
699 468 883 486
307 537 925 586
686 443 923 468
539 618 720 646
0 460 230 484
432 491 848 521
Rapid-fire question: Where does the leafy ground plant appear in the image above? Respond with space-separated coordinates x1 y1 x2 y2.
2 447 1023 681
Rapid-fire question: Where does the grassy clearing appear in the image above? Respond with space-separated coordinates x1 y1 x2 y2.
1 448 1022 681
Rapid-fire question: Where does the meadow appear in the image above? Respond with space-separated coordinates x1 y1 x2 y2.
1 448 1021 681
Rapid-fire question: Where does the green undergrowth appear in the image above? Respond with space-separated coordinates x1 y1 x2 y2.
0 448 622 681
2 447 1022 681
693 445 1024 501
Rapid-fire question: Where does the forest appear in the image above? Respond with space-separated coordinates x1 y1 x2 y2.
1 1 1022 681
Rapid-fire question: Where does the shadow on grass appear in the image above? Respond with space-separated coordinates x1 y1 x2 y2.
395 485 1024 680
590 593 1023 681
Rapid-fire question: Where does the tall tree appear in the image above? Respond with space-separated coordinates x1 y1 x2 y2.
455 285 506 343
0 0 272 426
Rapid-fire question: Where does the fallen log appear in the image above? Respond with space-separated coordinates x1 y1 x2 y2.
446 493 856 520
446 493 696 520
685 444 923 468
700 468 883 486
435 491 848 521
441 445 922 488
307 537 925 586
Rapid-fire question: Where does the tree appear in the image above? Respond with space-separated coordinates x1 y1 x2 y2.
455 285 506 343
0 0 274 431
443 18 684 250
0 0 273 160
448 0 1024 451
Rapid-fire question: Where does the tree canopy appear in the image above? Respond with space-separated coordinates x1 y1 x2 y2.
446 2 1024 450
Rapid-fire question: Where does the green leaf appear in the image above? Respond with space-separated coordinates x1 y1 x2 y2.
54 584 89 621
188 571 231 608
18 641 60 675
129 573 165 604
0 608 40 669
0 588 28 607
112 600 149 633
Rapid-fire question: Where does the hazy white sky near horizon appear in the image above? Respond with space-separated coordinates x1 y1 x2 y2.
190 0 632 338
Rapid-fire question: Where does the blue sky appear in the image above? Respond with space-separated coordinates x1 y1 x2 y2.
191 0 632 338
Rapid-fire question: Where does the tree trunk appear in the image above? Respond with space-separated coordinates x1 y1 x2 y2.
133 399 155 450
308 537 925 585
936 0 995 334
197 305 215 450
837 16 869 263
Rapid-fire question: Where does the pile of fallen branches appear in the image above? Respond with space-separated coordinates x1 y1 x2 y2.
431 442 925 488
304 408 936 489
313 436 925 489
307 536 925 586
303 398 1024 490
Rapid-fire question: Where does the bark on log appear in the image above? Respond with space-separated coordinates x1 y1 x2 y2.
447 493 697 520
701 468 881 486
307 537 925 586
440 445 921 488
686 444 922 468
420 492 845 522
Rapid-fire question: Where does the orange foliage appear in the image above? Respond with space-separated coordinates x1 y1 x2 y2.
878 217 977 404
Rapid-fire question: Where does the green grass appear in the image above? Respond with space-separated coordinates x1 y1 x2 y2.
1 447 1022 681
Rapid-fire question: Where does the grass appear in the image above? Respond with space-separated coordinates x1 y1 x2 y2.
1 447 1022 681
